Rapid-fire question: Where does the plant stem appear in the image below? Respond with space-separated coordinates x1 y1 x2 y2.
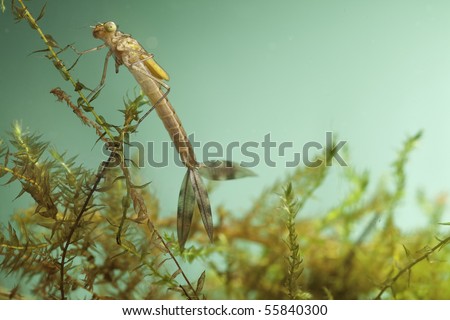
16 0 114 139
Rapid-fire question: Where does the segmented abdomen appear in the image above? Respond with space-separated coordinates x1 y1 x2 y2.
129 62 198 169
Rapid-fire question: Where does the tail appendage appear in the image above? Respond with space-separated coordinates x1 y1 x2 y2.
177 161 255 249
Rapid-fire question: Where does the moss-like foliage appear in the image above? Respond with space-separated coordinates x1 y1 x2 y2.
1 0 449 299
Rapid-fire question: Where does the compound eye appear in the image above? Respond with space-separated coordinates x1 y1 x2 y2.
104 21 117 33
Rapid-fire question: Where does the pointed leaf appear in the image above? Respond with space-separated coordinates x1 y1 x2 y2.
196 271 206 294
36 2 47 22
199 160 256 181
12 6 26 22
170 268 182 281
155 257 171 270
13 187 26 200
130 188 147 220
402 244 411 259
4 174 18 185
190 169 213 241
130 181 151 189
44 34 59 48
29 48 50 55
177 170 195 249
89 88 103 103
94 133 107 145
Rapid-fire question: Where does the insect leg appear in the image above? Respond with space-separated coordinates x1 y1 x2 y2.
86 50 113 101
66 44 107 71
69 43 107 55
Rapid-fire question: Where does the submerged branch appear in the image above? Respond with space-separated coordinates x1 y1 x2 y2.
374 235 450 299
50 88 107 142
59 152 115 299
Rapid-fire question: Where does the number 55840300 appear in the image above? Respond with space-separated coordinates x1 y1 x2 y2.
264 304 327 316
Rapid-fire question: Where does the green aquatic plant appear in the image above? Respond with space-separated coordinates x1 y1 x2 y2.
1 0 206 300
1 0 449 300
280 183 311 300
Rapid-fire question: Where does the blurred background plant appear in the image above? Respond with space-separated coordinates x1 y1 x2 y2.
0 0 449 299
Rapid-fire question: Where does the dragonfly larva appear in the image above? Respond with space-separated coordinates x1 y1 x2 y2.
92 21 254 248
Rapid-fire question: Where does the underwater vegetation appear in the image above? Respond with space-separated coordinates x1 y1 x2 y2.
1 0 449 299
